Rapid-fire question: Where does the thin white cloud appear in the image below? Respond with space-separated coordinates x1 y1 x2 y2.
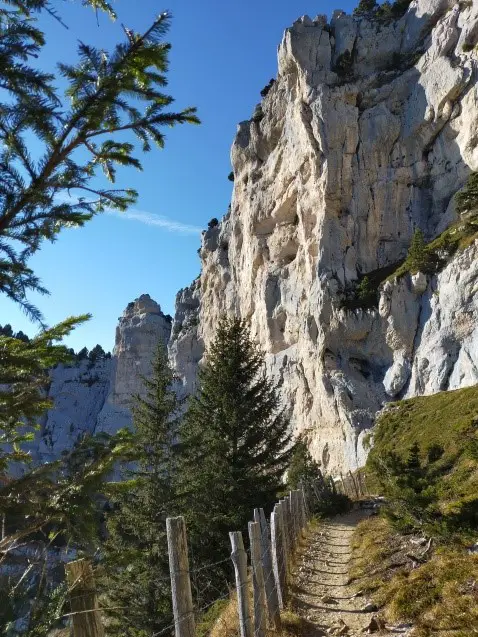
111 209 202 235
55 193 202 235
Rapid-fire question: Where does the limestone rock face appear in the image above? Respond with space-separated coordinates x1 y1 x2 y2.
29 295 171 464
97 294 172 431
172 0 478 472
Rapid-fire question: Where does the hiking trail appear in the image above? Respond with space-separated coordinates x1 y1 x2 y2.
290 509 407 636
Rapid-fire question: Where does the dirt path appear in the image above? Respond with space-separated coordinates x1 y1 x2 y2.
290 509 388 636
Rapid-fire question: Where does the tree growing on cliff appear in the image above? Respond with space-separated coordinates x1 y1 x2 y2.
176 317 294 604
101 343 181 637
406 229 432 273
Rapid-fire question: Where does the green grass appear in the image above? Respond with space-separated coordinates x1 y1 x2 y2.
351 517 478 636
367 385 478 538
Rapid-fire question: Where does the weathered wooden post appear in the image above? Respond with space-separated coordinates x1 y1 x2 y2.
286 494 295 550
254 509 281 631
291 490 300 542
167 517 195 637
249 521 266 637
340 473 349 497
278 500 289 572
299 481 309 524
230 531 253 637
349 470 360 500
271 503 287 608
65 559 104 637
280 498 290 559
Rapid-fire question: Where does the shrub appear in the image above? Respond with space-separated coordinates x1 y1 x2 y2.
260 78 275 98
456 171 478 214
207 217 219 229
354 0 377 16
287 436 321 489
334 50 354 78
406 229 433 274
227 171 234 182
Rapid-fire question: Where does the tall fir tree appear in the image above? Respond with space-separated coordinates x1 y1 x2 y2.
177 317 294 604
406 229 431 273
101 343 181 637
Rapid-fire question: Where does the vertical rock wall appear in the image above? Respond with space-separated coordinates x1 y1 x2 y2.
170 0 478 473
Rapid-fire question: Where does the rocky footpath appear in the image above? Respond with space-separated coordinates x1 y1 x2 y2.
170 0 478 472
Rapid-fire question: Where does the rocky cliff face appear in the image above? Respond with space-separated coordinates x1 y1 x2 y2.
28 295 171 465
171 0 478 473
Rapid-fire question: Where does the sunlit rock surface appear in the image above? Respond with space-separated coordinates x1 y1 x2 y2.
171 0 478 472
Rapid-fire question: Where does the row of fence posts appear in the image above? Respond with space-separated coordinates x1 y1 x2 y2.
63 487 311 637
64 472 371 637
335 468 369 500
166 487 310 637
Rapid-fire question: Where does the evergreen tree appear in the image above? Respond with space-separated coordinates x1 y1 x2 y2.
353 0 378 16
0 2 199 632
287 435 320 489
406 229 431 273
177 317 293 604
101 343 181 637
0 2 199 322
456 172 478 215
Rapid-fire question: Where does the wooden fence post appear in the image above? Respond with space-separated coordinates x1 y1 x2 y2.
278 500 289 572
249 521 266 637
230 531 252 637
65 559 104 637
167 517 195 637
280 498 290 560
299 481 309 524
349 470 360 500
254 509 281 631
271 504 287 608
286 495 294 550
290 493 296 546
340 473 348 497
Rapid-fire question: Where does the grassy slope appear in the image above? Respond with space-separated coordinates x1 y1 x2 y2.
367 385 478 529
352 386 478 635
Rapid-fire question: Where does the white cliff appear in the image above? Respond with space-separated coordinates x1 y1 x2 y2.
30 294 171 463
171 0 478 472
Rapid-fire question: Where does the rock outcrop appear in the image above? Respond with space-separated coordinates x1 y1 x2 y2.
29 295 171 465
171 0 478 472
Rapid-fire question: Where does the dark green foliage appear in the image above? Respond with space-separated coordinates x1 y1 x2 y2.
353 0 411 21
251 103 264 123
208 217 219 228
260 78 275 98
287 436 320 489
101 343 181 637
0 3 199 322
342 274 378 310
77 346 89 360
455 171 478 214
334 50 354 78
0 316 89 473
88 343 106 362
228 171 235 182
0 323 29 341
354 0 377 16
406 229 432 274
356 275 376 304
177 317 294 604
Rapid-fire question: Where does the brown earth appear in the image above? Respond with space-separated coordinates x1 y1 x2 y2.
289 509 408 637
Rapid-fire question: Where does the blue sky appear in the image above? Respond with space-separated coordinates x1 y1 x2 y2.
0 0 357 351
